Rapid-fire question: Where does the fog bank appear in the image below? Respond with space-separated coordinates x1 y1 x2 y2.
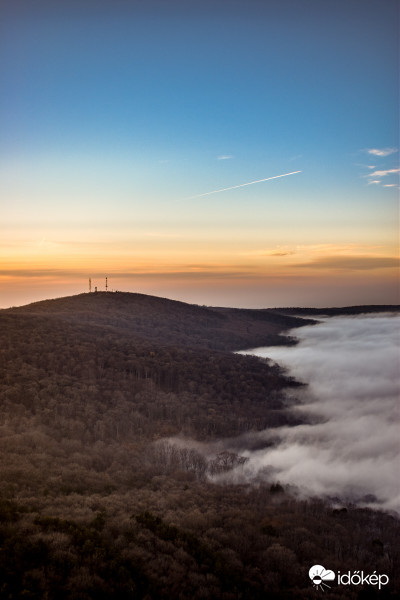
231 314 400 512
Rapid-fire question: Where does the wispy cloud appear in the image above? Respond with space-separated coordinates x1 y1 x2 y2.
368 167 400 178
361 155 400 186
247 243 386 260
264 248 296 257
367 147 398 157
240 246 297 259
217 154 234 160
0 266 263 280
292 255 398 270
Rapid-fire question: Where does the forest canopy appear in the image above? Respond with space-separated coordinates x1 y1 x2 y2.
1 293 399 599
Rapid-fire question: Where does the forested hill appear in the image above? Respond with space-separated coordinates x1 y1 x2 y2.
0 291 309 443
3 291 314 351
1 292 400 598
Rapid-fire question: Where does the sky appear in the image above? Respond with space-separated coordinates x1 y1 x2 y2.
0 0 399 308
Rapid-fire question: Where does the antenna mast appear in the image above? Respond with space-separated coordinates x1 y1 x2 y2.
105 277 108 292
89 278 92 293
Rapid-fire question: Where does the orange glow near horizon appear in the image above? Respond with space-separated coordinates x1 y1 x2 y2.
1 235 398 308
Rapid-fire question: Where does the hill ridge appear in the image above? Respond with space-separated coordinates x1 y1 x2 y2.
2 291 314 352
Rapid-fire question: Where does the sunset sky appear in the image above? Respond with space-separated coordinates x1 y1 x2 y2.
1 0 399 308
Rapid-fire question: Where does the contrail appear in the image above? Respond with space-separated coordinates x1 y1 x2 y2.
186 170 302 200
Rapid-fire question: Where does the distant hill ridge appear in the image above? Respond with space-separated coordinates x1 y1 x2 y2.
273 305 400 316
3 292 398 351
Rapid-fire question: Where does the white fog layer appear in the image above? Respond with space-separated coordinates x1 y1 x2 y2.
232 315 400 512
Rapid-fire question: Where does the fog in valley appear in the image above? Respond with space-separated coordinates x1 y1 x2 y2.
169 315 400 512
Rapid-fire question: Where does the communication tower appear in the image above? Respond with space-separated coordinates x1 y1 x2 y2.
89 278 92 293
105 277 108 292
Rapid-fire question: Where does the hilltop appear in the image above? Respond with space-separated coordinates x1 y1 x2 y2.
4 291 315 351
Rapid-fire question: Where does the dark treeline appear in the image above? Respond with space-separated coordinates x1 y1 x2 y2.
274 305 400 316
0 293 399 599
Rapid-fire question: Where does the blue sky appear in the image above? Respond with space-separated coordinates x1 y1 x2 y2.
0 0 398 307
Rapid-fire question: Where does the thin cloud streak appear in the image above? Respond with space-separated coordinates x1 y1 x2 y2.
0 268 263 280
368 167 400 178
292 255 399 271
185 171 302 200
367 147 398 157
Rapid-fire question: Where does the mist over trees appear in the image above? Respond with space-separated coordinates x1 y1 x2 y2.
0 293 399 599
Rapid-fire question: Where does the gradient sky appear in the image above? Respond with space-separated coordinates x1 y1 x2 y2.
1 0 399 308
